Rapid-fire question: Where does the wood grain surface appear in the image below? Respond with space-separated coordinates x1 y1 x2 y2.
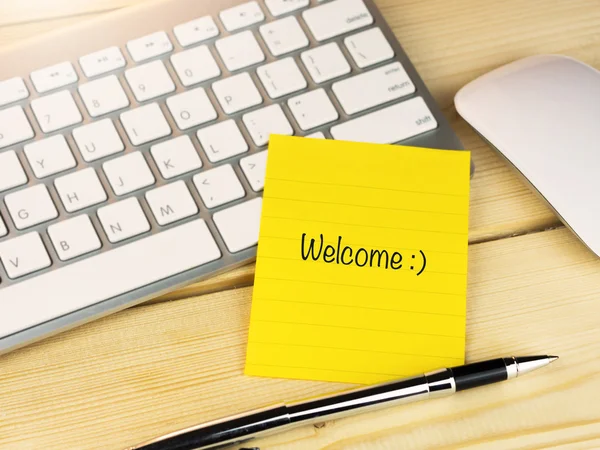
1 0 600 449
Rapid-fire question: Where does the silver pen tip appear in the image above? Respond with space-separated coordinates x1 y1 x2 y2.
513 355 558 378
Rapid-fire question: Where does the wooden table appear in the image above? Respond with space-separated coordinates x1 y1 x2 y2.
2 1 600 448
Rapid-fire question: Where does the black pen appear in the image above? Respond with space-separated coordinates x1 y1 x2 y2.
127 355 558 450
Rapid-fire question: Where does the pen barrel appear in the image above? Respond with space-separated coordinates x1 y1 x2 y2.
131 370 456 449
136 405 289 450
287 369 455 426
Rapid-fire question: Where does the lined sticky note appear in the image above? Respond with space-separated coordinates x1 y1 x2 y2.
245 135 470 384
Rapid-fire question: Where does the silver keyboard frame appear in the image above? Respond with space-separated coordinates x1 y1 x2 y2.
0 0 466 354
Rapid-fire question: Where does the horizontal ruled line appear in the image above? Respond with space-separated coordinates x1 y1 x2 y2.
264 196 468 217
253 297 465 318
247 362 404 377
249 341 464 361
257 255 466 276
259 235 467 256
261 215 468 236
265 177 468 198
246 362 453 378
254 276 465 297
253 319 465 339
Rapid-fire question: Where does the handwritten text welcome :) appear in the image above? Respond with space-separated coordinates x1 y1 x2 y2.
300 233 427 275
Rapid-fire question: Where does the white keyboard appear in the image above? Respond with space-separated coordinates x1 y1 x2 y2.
0 0 463 354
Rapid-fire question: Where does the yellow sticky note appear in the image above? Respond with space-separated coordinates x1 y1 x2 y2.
245 136 470 384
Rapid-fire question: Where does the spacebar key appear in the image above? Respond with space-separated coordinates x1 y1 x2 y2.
0 219 221 339
330 97 438 144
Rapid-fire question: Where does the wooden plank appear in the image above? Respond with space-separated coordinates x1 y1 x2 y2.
1 227 598 449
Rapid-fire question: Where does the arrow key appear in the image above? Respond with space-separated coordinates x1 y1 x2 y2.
193 164 245 209
240 150 267 192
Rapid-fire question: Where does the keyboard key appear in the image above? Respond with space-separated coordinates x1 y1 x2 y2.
31 90 82 133
306 131 326 138
127 31 173 63
0 219 221 339
215 30 265 72
301 42 351 83
103 152 155 196
0 106 34 149
30 62 78 93
151 135 202 179
265 0 309 16
146 180 198 226
242 104 293 147
213 197 262 253
257 57 307 99
212 72 263 115
193 164 245 208
288 88 339 130
240 150 267 191
79 46 126 78
0 232 51 279
98 197 150 243
5 185 58 230
303 0 373 41
125 60 175 102
174 16 219 47
197 119 248 163
330 96 438 143
79 75 130 117
0 77 29 107
0 215 7 237
24 135 76 179
48 215 102 261
345 27 394 68
121 103 172 146
166 87 217 130
55 168 108 213
220 1 265 32
333 62 415 115
332 62 416 115
73 119 124 162
259 16 309 56
171 46 221 87
0 150 28 192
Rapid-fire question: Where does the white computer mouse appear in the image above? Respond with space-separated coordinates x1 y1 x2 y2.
455 54 600 257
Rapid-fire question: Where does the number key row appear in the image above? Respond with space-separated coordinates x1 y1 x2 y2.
0 0 387 112
0 57 303 151
2 7 391 112
0 22 395 142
